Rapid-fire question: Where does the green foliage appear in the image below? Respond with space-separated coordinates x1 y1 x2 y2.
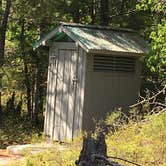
137 0 166 87
10 149 80 166
1 0 166 165
149 20 166 75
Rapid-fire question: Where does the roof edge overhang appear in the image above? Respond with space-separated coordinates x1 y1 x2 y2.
60 22 136 33
33 22 149 55
88 49 145 57
33 24 89 52
33 25 63 50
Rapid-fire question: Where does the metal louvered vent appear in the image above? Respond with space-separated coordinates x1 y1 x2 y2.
94 55 136 72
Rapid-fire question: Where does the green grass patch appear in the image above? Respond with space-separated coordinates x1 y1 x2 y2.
9 110 166 166
106 110 166 166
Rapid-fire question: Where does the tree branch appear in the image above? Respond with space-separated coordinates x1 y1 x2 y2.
130 85 166 108
110 9 138 19
108 155 142 166
91 154 142 166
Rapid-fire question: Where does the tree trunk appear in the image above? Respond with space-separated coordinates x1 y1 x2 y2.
71 0 80 23
20 19 32 117
90 0 96 24
120 0 125 15
100 0 109 26
76 132 122 166
32 57 40 125
0 0 2 21
0 0 11 112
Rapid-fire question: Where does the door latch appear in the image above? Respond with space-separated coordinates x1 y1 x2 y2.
72 76 78 88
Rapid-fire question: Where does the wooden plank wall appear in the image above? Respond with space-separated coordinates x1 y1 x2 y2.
44 47 58 138
45 43 87 141
72 48 87 137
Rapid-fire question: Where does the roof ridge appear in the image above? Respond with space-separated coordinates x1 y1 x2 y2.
60 22 136 33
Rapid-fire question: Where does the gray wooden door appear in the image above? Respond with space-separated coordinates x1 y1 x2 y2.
53 49 78 141
44 47 58 137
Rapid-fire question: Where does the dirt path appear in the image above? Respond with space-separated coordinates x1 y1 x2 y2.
0 143 65 165
0 150 23 166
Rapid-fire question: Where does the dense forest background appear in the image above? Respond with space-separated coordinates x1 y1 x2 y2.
0 0 165 125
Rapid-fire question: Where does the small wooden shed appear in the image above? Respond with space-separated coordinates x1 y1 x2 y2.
33 22 149 141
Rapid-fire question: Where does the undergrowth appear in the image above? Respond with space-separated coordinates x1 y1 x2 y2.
106 110 166 166
0 111 44 149
9 110 166 166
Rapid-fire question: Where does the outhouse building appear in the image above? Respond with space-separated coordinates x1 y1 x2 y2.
33 22 149 141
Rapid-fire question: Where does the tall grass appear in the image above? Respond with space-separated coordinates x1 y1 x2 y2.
9 110 166 166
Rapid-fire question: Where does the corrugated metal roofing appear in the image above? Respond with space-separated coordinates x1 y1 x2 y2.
33 22 149 54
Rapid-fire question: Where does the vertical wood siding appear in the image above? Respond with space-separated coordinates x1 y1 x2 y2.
44 49 51 136
45 43 87 141
66 50 77 140
45 47 58 137
49 48 58 138
73 48 86 137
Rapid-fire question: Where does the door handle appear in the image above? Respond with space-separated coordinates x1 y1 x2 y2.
72 76 78 88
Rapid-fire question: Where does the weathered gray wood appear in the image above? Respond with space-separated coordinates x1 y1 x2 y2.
73 47 86 137
72 47 81 136
78 49 87 132
44 47 55 136
65 50 72 141
46 42 77 50
53 49 65 140
49 49 55 137
59 50 69 140
45 43 86 141
44 51 50 135
50 48 59 138
66 50 77 140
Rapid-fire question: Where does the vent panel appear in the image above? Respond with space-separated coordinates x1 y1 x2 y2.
94 55 136 72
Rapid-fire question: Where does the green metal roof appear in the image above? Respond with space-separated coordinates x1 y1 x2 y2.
33 22 149 54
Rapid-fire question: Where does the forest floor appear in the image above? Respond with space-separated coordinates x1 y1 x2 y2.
0 143 67 165
0 110 165 166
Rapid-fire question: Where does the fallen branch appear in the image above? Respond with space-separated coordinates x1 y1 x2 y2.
91 154 121 166
108 155 142 166
149 102 166 108
110 9 140 19
130 85 166 108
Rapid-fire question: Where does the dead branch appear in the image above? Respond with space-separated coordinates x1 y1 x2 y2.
110 9 138 19
108 155 142 166
149 102 166 108
91 154 122 166
130 85 166 108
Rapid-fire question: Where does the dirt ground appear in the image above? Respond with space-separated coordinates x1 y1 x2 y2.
0 149 23 166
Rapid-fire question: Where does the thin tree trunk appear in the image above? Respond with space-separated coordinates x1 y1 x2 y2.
31 21 47 125
20 20 32 117
0 0 2 20
72 9 80 23
0 0 2 113
33 60 40 125
33 53 46 125
90 0 96 24
71 0 80 23
0 0 11 112
100 0 109 26
120 0 125 15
